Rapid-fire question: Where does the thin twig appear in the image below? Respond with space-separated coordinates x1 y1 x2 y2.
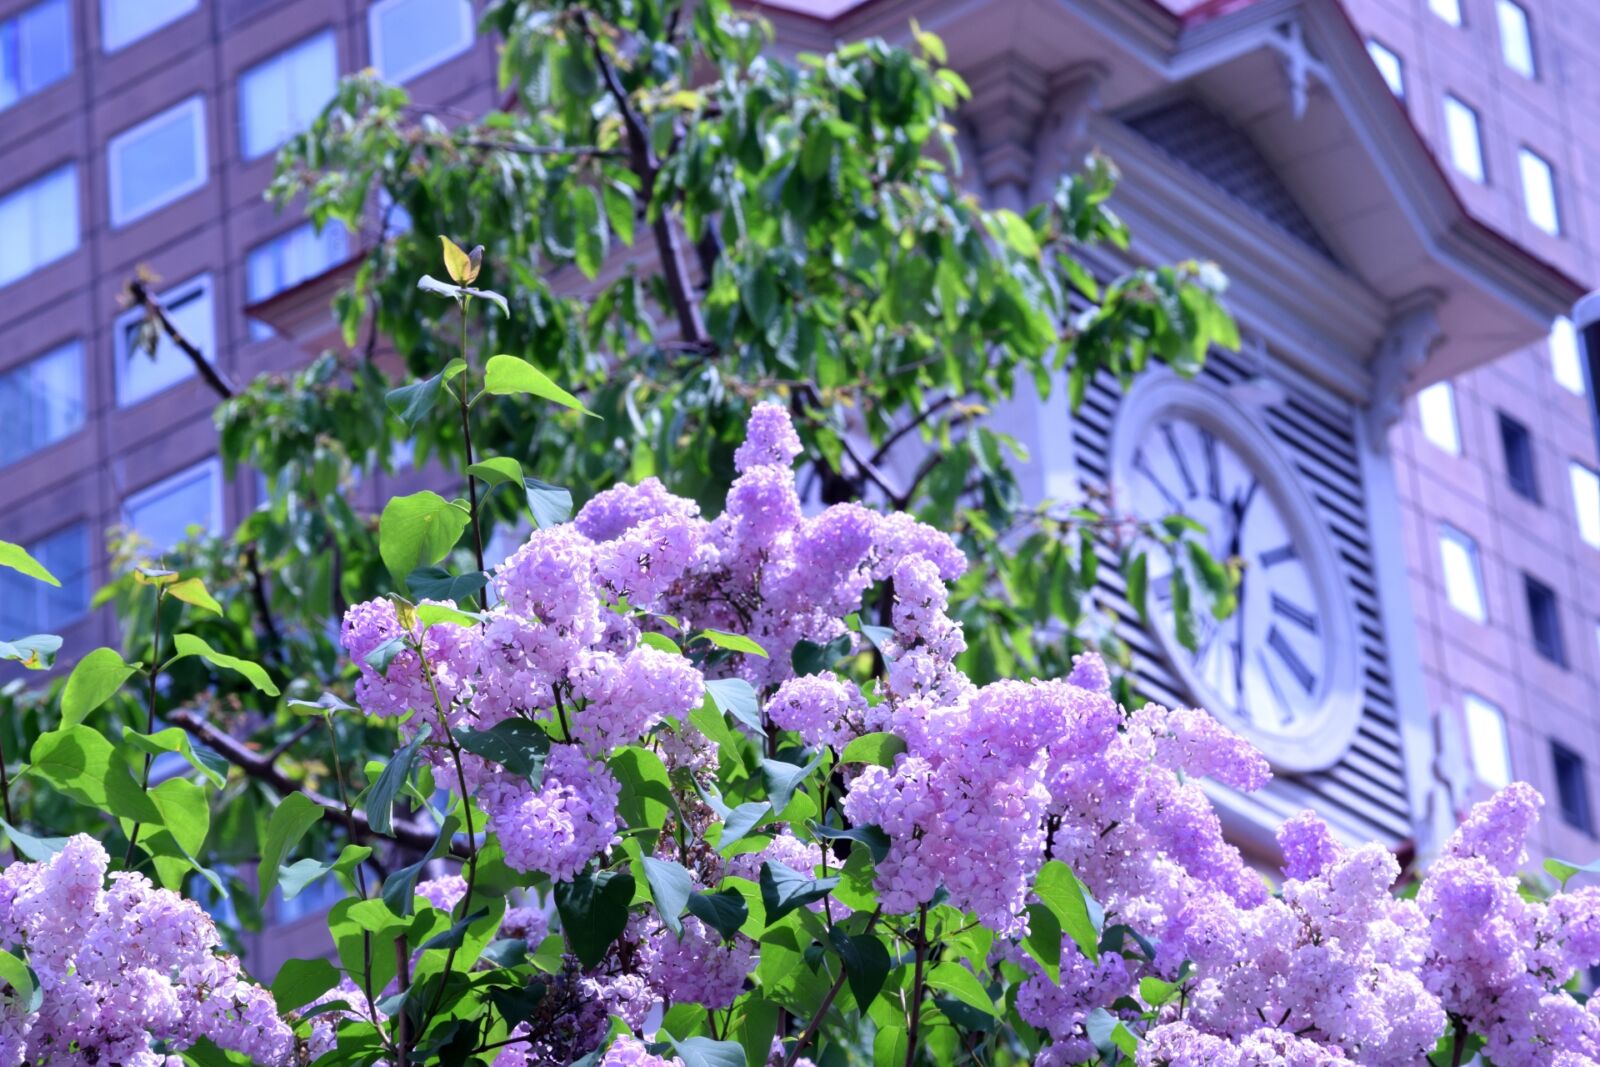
783 908 882 1067
127 278 237 399
904 905 929 1067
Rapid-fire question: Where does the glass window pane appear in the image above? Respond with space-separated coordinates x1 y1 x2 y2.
1440 525 1486 622
240 31 336 160
116 276 212 406
1431 0 1463 25
371 0 472 83
109 98 206 225
11 0 71 100
1367 39 1404 97
1519 148 1560 235
0 341 83 466
1572 462 1600 549
1497 0 1536 77
124 460 221 555
1551 317 1586 395
1444 95 1485 183
0 522 88 632
0 165 78 287
1464 694 1511 787
101 0 197 52
1418 381 1461 454
244 223 348 340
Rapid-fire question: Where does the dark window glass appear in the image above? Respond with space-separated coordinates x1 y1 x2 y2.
1553 742 1593 834
1500 411 1540 502
1525 574 1566 666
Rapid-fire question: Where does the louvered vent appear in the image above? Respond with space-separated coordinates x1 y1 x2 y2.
1072 351 1411 844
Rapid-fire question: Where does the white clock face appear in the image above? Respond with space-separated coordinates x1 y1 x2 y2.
1110 378 1360 771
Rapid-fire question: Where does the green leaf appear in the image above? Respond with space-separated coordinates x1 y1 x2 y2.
830 927 891 1010
0 948 37 1013
686 890 748 941
926 962 996 1017
28 725 159 823
759 860 838 925
123 728 227 788
696 629 769 658
641 856 694 937
0 541 58 586
602 181 635 246
1126 551 1149 628
1139 974 1182 1007
669 1036 746 1067
405 565 488 604
0 634 61 670
524 477 574 529
439 235 474 284
1545 856 1600 889
166 576 222 616
483 355 595 416
705 678 762 734
761 755 820 815
807 821 891 864
171 634 280 696
791 634 852 676
61 648 142 726
258 793 325 902
1185 541 1236 619
574 186 605 280
271 956 341 1014
380 491 472 588
1085 1007 1138 1057
990 209 1040 257
1035 860 1100 962
383 815 461 917
367 724 432 836
387 359 466 430
554 869 635 967
718 801 772 854
414 603 485 629
417 274 464 301
287 692 355 716
839 732 906 767
465 456 524 487
0 821 68 862
280 843 370 902
1023 902 1062 983
454 719 550 782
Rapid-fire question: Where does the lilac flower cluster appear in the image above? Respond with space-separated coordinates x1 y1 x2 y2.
0 835 292 1066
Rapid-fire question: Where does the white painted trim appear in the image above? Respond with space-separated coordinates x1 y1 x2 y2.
367 0 474 85
1108 372 1365 772
107 95 209 227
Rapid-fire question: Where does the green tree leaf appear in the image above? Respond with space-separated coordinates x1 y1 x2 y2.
1035 860 1100 962
830 927 891 1010
171 634 280 696
123 728 228 788
271 956 341 1014
759 860 838 925
669 1036 746 1067
696 629 769 658
0 634 61 671
839 732 906 767
686 889 749 941
641 856 694 937
483 355 594 416
258 793 325 902
166 576 222 616
406 565 488 604
705 679 762 734
0 541 58 586
366 724 431 836
454 719 550 782
926 961 996 1017
379 491 472 587
554 869 635 967
61 648 142 726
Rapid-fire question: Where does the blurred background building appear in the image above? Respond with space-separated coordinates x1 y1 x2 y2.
0 0 1596 962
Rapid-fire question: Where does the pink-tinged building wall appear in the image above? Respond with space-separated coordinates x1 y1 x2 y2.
1342 0 1600 864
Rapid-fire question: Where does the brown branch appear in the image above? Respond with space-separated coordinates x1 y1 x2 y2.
166 708 452 854
578 12 708 347
870 394 959 466
783 908 882 1067
459 138 620 159
243 545 284 656
126 277 237 399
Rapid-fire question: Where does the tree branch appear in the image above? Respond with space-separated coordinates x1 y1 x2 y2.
578 12 708 347
126 277 237 399
166 709 452 855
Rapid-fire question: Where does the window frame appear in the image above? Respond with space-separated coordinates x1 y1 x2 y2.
1518 146 1561 236
1552 741 1594 835
113 273 214 407
237 29 338 162
107 95 208 227
1497 411 1540 503
122 456 224 553
1443 94 1486 184
367 0 474 84
1439 523 1487 623
1525 572 1567 667
244 221 350 341
0 163 79 288
0 0 73 111
0 339 84 467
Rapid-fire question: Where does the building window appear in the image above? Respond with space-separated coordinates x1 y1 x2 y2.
1553 743 1593 835
368 0 473 83
1463 693 1511 788
108 96 207 226
0 522 89 633
245 223 349 340
1572 462 1600 549
0 0 71 110
1496 0 1536 78
1525 573 1566 666
1431 0 1464 26
238 31 337 161
1518 148 1560 235
1439 525 1487 622
1498 412 1540 502
114 274 214 407
1366 39 1404 97
123 459 222 555
1552 317 1587 395
1418 381 1461 454
0 341 83 467
1443 95 1485 183
100 0 198 52
0 164 77 288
